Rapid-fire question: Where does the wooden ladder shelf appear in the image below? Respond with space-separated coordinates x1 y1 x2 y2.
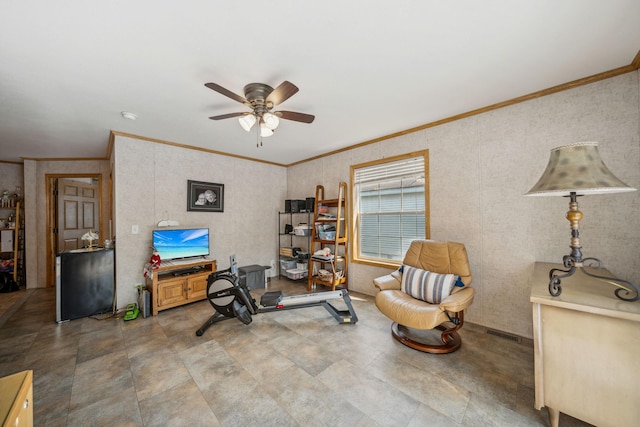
307 182 349 291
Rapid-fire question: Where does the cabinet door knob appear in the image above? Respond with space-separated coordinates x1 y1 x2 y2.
23 398 29 409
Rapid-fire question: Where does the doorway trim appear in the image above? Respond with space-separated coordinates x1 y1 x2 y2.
45 174 103 287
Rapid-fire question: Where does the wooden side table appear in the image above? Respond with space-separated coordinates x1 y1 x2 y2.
530 262 640 427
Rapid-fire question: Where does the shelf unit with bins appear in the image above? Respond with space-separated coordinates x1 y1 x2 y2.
307 182 348 291
278 210 311 280
0 199 24 286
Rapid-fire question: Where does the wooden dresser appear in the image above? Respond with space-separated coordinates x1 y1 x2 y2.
530 262 640 427
0 370 33 427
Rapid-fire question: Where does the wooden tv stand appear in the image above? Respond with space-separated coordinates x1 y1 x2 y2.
145 258 216 316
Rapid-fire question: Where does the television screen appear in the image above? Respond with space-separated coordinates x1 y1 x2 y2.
152 228 210 261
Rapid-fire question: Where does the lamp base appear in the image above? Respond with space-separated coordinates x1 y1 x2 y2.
549 256 639 302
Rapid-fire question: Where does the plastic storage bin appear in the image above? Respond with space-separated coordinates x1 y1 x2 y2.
280 258 297 271
285 268 308 280
319 231 336 240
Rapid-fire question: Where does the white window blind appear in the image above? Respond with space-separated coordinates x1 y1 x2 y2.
353 154 427 262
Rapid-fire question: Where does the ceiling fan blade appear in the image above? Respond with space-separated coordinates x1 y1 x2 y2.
209 112 248 120
266 81 299 106
276 110 315 124
205 83 247 105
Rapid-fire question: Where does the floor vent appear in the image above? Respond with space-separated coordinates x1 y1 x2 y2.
485 328 522 344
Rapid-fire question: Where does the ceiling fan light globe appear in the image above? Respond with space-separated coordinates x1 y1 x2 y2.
260 122 274 137
263 112 280 130
238 114 256 132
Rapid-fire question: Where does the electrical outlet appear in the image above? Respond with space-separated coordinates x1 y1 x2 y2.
131 225 139 234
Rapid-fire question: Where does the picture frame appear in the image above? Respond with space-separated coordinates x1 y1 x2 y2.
187 180 224 212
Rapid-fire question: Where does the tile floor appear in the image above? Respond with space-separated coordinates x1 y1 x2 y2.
0 278 592 426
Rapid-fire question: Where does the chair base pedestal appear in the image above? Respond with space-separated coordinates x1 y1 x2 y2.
391 321 462 354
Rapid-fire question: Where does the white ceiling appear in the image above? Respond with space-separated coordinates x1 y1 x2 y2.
1 1 639 165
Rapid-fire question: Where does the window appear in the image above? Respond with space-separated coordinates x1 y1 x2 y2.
351 151 429 267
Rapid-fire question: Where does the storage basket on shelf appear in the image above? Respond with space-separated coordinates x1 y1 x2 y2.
318 269 343 282
280 247 293 257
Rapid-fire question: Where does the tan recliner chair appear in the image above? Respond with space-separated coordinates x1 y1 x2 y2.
374 240 474 354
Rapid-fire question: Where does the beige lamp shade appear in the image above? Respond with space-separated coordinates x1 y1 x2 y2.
525 142 636 197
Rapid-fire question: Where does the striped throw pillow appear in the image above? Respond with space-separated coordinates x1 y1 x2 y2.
400 265 458 304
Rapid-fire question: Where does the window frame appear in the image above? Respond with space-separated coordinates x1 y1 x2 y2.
350 150 430 269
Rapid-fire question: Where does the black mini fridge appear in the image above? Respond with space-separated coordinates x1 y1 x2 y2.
56 248 115 322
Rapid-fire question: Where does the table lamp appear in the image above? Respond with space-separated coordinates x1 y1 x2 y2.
81 229 99 249
525 142 639 301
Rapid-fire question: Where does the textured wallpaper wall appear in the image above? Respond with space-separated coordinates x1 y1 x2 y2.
287 71 640 338
18 72 638 338
112 138 287 311
107 71 638 338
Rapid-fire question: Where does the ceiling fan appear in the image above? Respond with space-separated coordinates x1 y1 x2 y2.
205 80 315 145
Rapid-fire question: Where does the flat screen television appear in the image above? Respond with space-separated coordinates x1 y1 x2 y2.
152 228 210 261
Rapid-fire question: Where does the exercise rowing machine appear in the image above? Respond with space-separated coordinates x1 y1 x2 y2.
195 259 358 336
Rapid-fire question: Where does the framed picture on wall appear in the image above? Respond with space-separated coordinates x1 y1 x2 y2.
187 180 224 212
